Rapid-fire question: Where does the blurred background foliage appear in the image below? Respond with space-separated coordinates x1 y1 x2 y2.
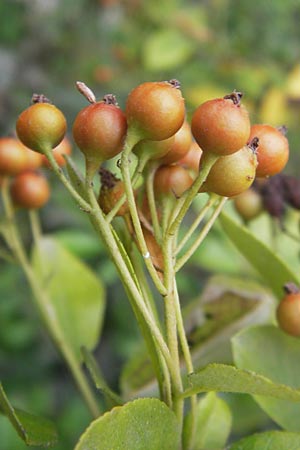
1 0 300 448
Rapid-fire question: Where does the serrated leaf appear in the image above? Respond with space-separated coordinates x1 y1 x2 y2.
74 398 180 450
0 383 58 447
142 28 194 72
230 431 300 450
232 325 300 431
182 363 300 402
32 236 105 361
183 392 232 450
219 212 300 299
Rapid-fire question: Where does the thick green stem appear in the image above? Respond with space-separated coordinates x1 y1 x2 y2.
145 162 162 243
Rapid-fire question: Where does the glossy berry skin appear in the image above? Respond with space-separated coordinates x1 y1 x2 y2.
191 96 250 156
125 80 185 141
73 100 127 163
233 188 263 222
248 124 289 178
0 137 28 176
277 293 300 337
160 121 193 165
10 172 50 209
42 136 72 168
154 164 193 198
16 103 67 153
201 146 257 197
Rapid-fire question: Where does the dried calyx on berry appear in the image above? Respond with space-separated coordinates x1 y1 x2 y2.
98 168 128 216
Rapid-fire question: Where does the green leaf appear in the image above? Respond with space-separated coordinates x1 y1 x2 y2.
0 382 58 447
232 325 300 431
142 28 194 72
182 363 300 402
183 392 232 450
230 431 300 450
32 236 105 361
81 347 123 407
74 398 180 450
219 211 300 299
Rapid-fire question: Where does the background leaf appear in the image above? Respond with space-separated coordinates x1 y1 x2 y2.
219 212 300 299
183 392 232 450
182 363 300 402
232 325 300 431
0 383 58 447
32 236 105 361
75 398 180 450
230 431 300 450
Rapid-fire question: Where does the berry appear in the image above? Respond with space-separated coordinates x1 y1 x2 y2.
200 145 257 197
277 283 300 337
16 99 67 153
160 121 193 165
178 141 203 174
191 91 251 156
42 136 72 168
154 164 193 198
22 144 44 171
248 124 289 177
125 80 185 141
233 188 263 222
0 137 28 176
10 172 50 209
133 136 174 162
142 227 163 274
98 168 128 216
72 94 127 167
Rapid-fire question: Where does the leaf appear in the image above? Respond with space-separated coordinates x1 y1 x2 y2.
142 28 194 72
182 363 300 402
230 431 300 450
121 275 274 399
219 211 300 299
232 325 300 431
183 392 232 450
81 347 123 407
0 382 58 447
74 398 180 450
32 236 105 361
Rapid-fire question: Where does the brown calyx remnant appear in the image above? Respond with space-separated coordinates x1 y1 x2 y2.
76 81 96 104
99 167 119 189
277 125 288 136
248 137 259 153
167 79 181 89
284 282 300 295
31 93 52 104
103 94 118 106
224 90 243 106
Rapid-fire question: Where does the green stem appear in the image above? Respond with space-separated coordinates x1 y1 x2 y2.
168 152 219 238
145 163 162 243
1 181 100 418
175 194 218 255
121 132 167 296
175 196 228 272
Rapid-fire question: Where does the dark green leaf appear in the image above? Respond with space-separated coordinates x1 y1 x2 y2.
182 363 300 402
0 383 58 447
230 431 300 450
32 237 105 361
183 392 232 450
219 212 300 299
75 398 180 450
232 325 300 431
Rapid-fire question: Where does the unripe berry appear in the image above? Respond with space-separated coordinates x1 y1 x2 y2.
154 164 193 198
233 188 263 222
125 80 185 141
16 98 67 153
191 91 250 156
200 145 257 197
0 137 28 176
248 124 289 178
10 172 50 209
277 283 300 337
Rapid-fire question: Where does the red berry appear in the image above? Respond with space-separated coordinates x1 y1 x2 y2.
125 80 185 141
191 92 250 156
277 284 300 337
160 121 193 165
178 141 203 174
98 168 129 217
10 172 50 209
154 164 193 198
200 145 257 197
73 95 127 165
0 137 28 176
16 101 67 153
248 124 289 178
